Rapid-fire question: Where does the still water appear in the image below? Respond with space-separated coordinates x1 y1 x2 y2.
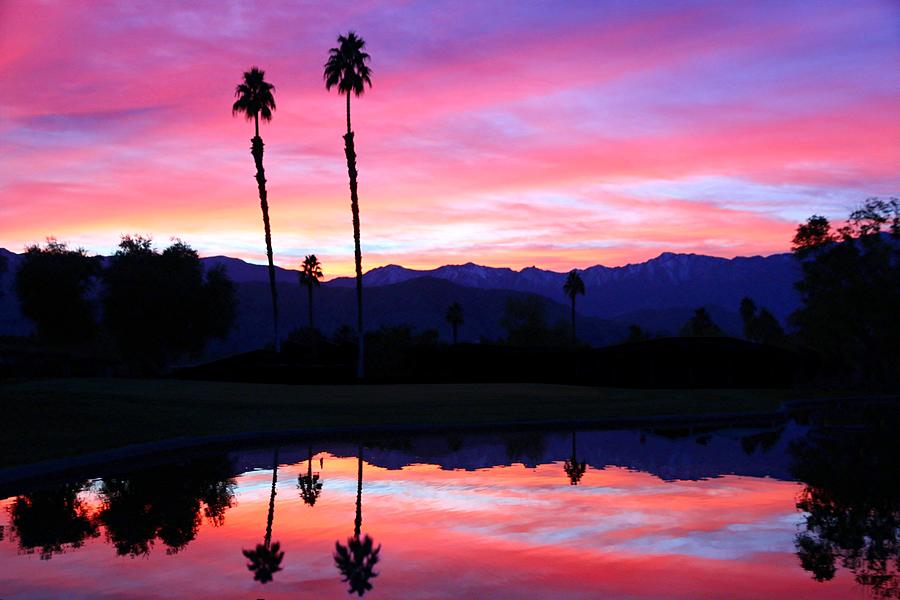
1 414 897 599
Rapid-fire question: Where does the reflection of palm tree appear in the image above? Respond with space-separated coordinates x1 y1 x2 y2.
298 445 324 507
324 32 373 379
564 431 587 485
299 255 324 329
232 66 280 352
334 444 381 596
243 448 285 584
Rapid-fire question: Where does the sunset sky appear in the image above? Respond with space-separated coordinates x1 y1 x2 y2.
1 0 898 276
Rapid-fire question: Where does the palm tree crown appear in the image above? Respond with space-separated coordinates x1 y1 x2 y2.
324 32 373 98
563 270 585 300
299 254 324 287
232 67 276 137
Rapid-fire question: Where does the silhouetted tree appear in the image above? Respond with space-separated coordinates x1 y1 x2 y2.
98 457 236 556
626 324 649 343
791 409 900 597
102 236 236 370
324 32 373 379
680 307 723 337
8 482 99 559
243 448 285 584
445 301 464 344
501 296 568 347
564 431 587 485
790 198 900 383
14 239 100 343
563 270 585 344
334 445 381 596
739 297 785 345
233 66 280 352
299 254 324 329
298 445 323 507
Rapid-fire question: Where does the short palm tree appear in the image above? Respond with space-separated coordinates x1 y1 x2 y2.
233 67 281 352
563 270 586 344
445 301 464 344
334 444 381 596
242 448 284 583
324 32 372 379
299 254 324 330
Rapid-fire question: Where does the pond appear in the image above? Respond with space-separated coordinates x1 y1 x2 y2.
1 408 897 599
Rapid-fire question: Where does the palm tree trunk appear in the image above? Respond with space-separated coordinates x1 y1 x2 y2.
354 444 363 539
307 282 314 329
251 115 280 353
452 323 458 345
343 95 364 378
265 447 279 548
571 296 576 345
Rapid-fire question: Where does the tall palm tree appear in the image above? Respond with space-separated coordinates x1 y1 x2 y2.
324 32 372 379
445 301 464 345
242 448 284 584
562 270 586 344
233 67 281 352
334 444 381 596
564 431 587 485
299 254 324 330
298 445 323 507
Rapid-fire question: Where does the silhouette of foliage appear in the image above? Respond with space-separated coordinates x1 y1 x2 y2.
14 239 100 343
563 270 586 344
500 296 568 347
233 66 281 353
299 254 324 329
680 307 724 337
445 301 464 344
790 198 900 383
739 297 785 345
102 236 235 370
791 409 900 597
7 482 99 559
243 541 285 584
627 323 650 342
365 324 438 376
325 31 373 379
97 456 236 556
335 534 381 596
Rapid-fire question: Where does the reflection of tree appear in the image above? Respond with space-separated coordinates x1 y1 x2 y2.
243 448 285 584
7 482 98 559
334 444 381 596
298 445 323 507
98 456 235 556
564 431 587 485
791 415 900 598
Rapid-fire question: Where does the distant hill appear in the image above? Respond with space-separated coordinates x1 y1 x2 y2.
0 247 801 358
328 252 801 321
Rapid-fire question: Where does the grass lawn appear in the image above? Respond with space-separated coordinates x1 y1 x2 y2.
0 378 823 468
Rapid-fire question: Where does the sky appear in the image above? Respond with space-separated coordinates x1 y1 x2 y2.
1 0 898 277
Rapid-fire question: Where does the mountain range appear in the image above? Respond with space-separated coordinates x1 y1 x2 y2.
0 247 801 357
